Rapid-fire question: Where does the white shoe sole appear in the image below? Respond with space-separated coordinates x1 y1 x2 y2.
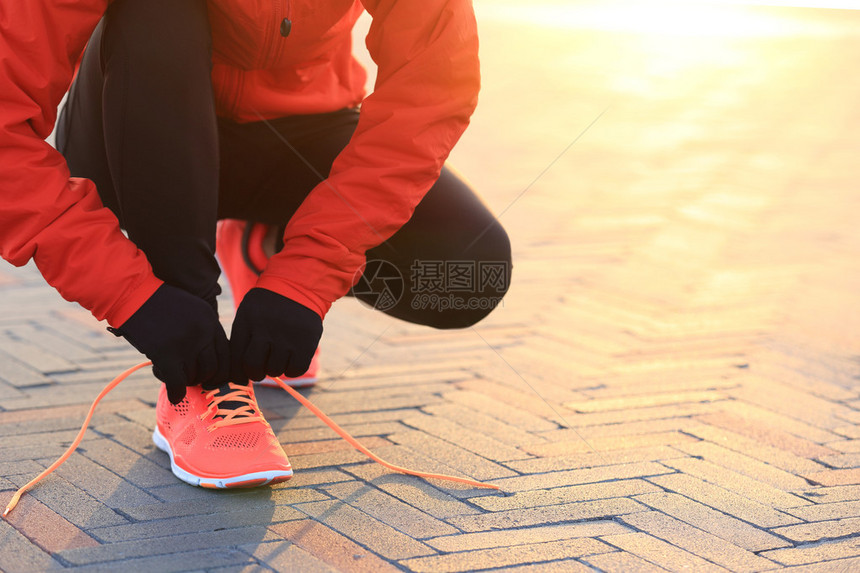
152 426 292 489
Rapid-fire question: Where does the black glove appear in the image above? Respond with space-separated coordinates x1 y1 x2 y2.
108 284 229 404
229 288 323 382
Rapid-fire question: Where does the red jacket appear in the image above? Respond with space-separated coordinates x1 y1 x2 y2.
0 0 480 324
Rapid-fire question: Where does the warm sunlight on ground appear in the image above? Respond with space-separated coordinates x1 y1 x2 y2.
476 0 859 37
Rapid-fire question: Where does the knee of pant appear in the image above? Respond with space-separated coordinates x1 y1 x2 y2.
103 0 212 75
429 225 513 330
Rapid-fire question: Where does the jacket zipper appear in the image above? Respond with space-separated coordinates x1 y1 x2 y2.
261 0 290 69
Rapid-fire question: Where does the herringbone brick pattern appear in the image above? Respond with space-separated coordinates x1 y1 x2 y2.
2 2 860 571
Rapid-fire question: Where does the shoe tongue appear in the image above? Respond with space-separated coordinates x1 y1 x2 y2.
210 382 256 418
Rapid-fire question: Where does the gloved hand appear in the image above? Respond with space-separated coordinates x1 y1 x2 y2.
229 288 323 382
108 283 229 404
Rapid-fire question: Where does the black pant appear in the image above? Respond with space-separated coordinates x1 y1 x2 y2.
56 0 510 328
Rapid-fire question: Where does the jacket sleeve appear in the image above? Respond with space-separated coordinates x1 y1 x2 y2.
256 0 481 317
0 1 163 327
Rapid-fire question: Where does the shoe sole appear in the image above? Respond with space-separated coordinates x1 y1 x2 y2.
152 426 292 489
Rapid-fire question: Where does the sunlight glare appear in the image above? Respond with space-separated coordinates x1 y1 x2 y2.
479 0 845 37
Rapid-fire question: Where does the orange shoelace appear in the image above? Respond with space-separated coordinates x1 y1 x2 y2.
201 383 266 431
3 361 499 518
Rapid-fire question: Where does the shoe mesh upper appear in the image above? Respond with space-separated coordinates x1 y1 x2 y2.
179 424 197 446
210 431 261 450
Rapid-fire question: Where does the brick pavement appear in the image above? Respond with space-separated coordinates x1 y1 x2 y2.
2 1 860 571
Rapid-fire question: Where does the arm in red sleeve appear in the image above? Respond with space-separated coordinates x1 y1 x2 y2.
0 1 162 326
256 0 481 317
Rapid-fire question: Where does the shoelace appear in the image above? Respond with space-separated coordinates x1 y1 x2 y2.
201 383 265 430
3 361 499 517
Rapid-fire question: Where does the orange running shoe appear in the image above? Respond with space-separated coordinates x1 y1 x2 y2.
216 219 320 387
153 382 292 488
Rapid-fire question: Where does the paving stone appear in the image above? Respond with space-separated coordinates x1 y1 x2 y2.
0 460 45 477
76 436 175 490
441 389 558 433
685 422 830 474
320 481 458 538
449 497 647 533
269 519 403 572
819 453 860 469
89 505 306 543
240 540 338 572
0 520 64 573
761 537 860 566
825 440 860 453
400 537 613 573
695 411 837 459
273 421 406 444
539 417 706 442
6 473 128 529
488 461 672 493
288 448 377 470
504 445 687 474
784 500 860 522
115 490 307 521
0 400 145 425
772 517 860 543
620 510 780 572
714 401 840 444
559 402 720 428
804 469 860 487
400 412 528 462
565 390 728 413
34 446 161 508
832 427 860 440
298 387 449 415
780 556 860 572
0 412 126 439
796 485 860 505
336 444 489 500
0 349 56 388
0 380 26 399
471 478 659 512
600 531 730 572
729 381 852 432
671 441 814 494
0 491 100 553
454 378 583 425
268 408 422 430
482 559 594 573
661 455 810 508
0 428 91 450
283 436 391 456
388 430 517 481
0 334 80 375
293 499 435 560
523 430 698 457
423 402 547 447
633 492 790 552
648 472 801 528
583 550 670 572
285 468 355 488
344 464 481 520
58 526 281 566
426 521 630 552
66 547 255 572
4 323 102 363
